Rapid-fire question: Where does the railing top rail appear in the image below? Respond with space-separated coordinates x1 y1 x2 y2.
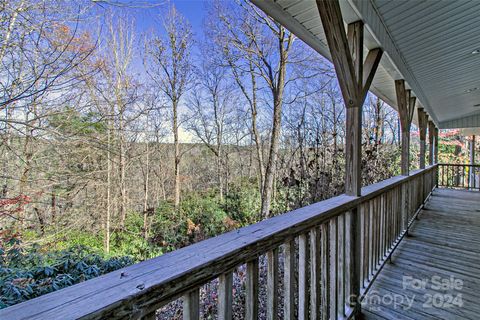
438 163 480 167
0 165 438 320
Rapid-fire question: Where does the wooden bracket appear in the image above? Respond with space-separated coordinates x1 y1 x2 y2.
396 81 417 132
418 108 428 141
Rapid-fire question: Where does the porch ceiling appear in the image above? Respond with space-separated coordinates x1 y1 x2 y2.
250 0 480 129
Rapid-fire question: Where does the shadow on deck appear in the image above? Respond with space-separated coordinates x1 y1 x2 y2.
363 188 480 320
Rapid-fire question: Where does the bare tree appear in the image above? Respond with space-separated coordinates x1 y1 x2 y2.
212 0 296 218
0 0 95 110
144 5 194 210
187 51 235 200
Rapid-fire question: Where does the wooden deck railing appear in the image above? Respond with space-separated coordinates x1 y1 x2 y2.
438 163 480 190
0 166 438 320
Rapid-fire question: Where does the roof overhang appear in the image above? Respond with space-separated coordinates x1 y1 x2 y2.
250 0 480 129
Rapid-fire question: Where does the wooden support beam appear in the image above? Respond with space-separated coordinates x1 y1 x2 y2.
396 81 416 175
408 95 416 126
317 0 358 108
316 1 383 318
428 121 435 166
417 108 428 169
347 21 363 91
345 20 363 198
361 48 383 99
317 1 382 195
434 127 439 164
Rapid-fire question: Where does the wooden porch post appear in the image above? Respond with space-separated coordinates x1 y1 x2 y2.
395 80 415 236
317 0 382 317
418 108 428 169
395 80 416 176
434 127 439 164
428 121 435 166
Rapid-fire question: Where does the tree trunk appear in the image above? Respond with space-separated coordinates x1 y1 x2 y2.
261 90 284 218
119 109 127 228
173 99 181 210
143 139 150 239
105 118 112 254
260 30 291 218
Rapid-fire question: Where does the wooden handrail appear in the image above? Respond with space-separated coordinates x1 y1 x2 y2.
437 163 480 167
0 165 438 320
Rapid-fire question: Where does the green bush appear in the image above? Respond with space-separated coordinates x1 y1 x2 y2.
150 200 189 249
0 237 133 309
224 179 261 225
49 230 104 253
182 192 230 238
111 212 163 260
151 193 234 249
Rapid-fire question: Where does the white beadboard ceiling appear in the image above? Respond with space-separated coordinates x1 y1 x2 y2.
250 0 480 129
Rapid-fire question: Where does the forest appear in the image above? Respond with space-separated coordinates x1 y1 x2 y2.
0 0 471 310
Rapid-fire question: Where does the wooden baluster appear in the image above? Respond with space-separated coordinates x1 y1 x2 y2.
246 259 259 320
372 197 378 270
414 179 417 212
448 165 451 187
445 166 448 187
472 165 475 189
458 166 460 188
321 223 330 320
345 211 352 312
368 200 374 280
329 219 338 320
394 187 399 241
393 189 397 241
284 240 296 320
394 186 402 238
411 178 414 213
183 288 199 320
401 182 408 236
379 194 385 259
442 165 445 186
384 192 389 254
409 180 413 221
377 195 382 263
310 228 321 319
298 233 309 320
448 166 450 187
267 249 279 320
362 203 369 288
347 207 362 317
467 165 471 189
385 192 389 253
337 215 345 318
386 191 391 252
218 272 233 320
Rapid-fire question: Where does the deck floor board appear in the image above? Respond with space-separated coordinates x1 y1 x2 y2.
363 188 480 320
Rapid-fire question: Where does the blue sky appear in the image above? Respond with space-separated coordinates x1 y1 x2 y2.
130 0 208 39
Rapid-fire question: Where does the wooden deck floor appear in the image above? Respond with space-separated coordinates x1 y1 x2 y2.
362 188 480 320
